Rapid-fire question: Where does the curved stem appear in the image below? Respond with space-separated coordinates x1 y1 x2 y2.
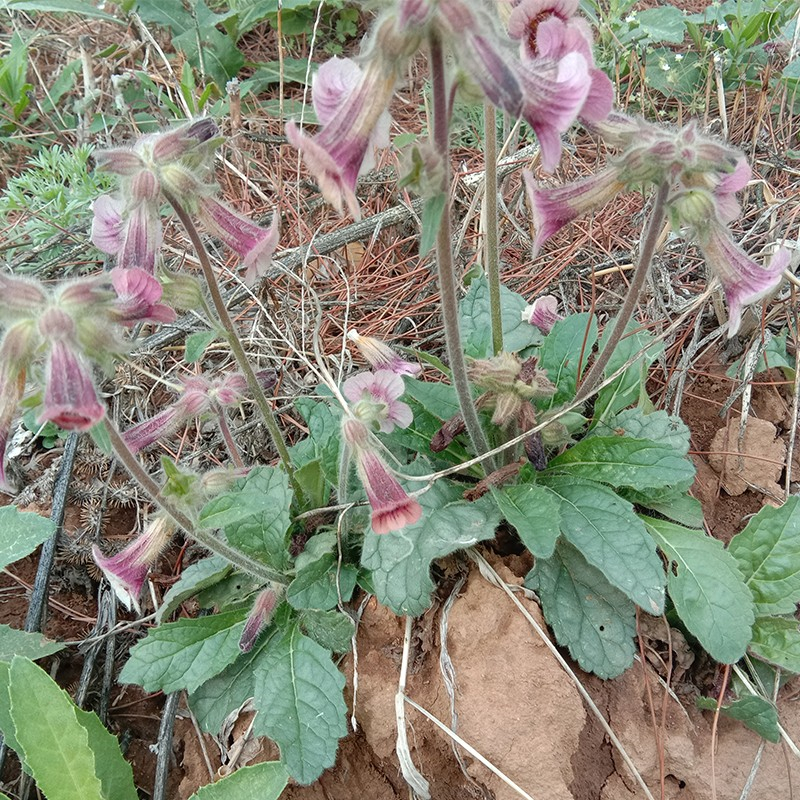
163 191 301 500
429 36 493 470
575 181 670 404
103 418 287 585
484 102 503 356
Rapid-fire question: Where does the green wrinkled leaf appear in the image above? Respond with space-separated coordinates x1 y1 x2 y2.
184 330 218 363
492 483 561 558
0 625 63 661
594 321 663 423
361 480 501 616
527 541 636 678
538 313 597 408
252 625 347 784
120 610 247 693
547 436 695 492
0 505 55 570
299 609 355 653
728 497 800 616
189 761 288 799
196 571 262 612
287 554 358 611
541 476 665 613
189 636 275 734
644 517 754 664
696 695 780 743
288 398 341 484
0 662 22 759
599 407 690 455
459 275 543 359
157 556 233 624
401 378 460 421
749 617 800 673
8 657 104 800
199 467 292 569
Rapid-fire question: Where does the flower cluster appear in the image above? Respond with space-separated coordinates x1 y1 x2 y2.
123 370 277 453
0 268 175 488
288 0 611 217
526 113 790 335
92 119 279 285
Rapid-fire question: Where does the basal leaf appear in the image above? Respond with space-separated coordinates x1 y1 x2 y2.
728 497 800 616
8 656 105 800
636 6 687 43
287 554 358 611
749 617 800 673
157 556 233 623
401 378 461 421
527 541 636 678
644 517 754 664
361 481 500 616
189 636 275 734
600 407 690 455
189 761 288 799
492 483 561 558
538 312 597 408
547 436 695 492
298 609 355 653
0 625 63 661
120 610 247 693
541 476 665 613
0 661 23 760
252 625 347 784
696 695 780 743
0 505 55 570
73 706 138 800
459 275 543 359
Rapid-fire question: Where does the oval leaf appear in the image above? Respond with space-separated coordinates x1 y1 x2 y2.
644 517 754 663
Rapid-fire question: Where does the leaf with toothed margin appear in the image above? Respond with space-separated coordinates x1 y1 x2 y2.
537 312 597 409
749 617 800 673
539 475 665 614
119 610 248 694
252 624 347 784
0 506 55 571
361 474 501 617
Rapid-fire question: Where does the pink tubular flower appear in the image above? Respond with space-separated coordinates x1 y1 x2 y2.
524 167 625 255
239 589 279 652
286 56 396 219
197 198 279 286
343 419 422 534
714 157 751 224
695 224 789 337
92 515 177 612
41 341 105 431
508 0 613 124
347 329 421 376
343 369 413 433
522 295 562 333
111 268 176 326
90 195 125 254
